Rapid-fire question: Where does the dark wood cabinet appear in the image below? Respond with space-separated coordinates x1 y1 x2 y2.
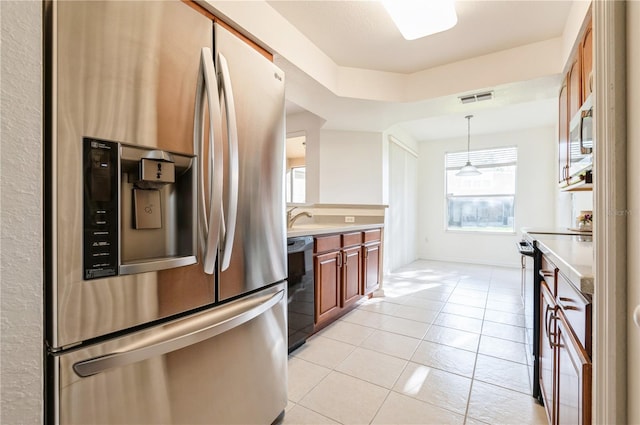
540 282 557 424
362 229 382 296
538 254 592 425
314 250 342 325
342 245 362 308
558 10 593 190
312 228 382 330
556 312 592 425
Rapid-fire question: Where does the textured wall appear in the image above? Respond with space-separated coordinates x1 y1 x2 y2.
0 1 44 424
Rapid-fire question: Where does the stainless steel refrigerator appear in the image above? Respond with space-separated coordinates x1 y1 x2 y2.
44 1 288 423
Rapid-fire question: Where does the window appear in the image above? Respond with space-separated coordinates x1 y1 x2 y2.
445 147 517 232
286 166 306 203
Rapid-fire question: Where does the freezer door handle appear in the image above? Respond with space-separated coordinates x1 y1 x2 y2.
193 47 223 275
73 289 285 377
217 53 239 272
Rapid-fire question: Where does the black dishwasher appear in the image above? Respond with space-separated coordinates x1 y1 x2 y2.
287 236 315 353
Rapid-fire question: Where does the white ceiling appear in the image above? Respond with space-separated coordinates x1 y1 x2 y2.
265 0 574 142
268 0 572 74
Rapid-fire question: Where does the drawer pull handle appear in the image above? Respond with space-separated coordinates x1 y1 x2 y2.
545 305 558 349
561 305 579 311
559 297 579 311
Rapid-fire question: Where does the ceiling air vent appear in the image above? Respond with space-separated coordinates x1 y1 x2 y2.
459 91 494 104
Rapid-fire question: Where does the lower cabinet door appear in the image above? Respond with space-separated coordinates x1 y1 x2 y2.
342 246 361 308
540 283 556 424
314 251 341 325
362 242 380 295
557 312 592 425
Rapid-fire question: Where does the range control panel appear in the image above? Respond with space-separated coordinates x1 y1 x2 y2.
83 138 119 280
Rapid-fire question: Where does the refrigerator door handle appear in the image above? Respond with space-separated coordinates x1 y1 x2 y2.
193 47 223 275
217 53 239 271
73 289 285 377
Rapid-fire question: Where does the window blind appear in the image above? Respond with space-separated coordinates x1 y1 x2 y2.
446 146 517 170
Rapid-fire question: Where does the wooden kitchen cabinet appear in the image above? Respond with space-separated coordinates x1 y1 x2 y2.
313 231 363 329
362 229 382 296
341 245 362 308
581 21 593 101
540 282 557 424
538 254 592 425
556 312 592 425
314 249 342 325
314 235 342 326
312 228 382 330
557 10 593 190
341 232 363 309
567 57 582 122
558 78 570 184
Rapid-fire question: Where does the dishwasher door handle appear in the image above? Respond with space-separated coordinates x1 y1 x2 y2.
73 289 284 377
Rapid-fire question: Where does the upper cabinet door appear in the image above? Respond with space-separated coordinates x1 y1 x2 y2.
581 22 593 101
558 79 569 184
568 57 582 120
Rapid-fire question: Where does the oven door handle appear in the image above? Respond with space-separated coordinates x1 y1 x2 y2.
73 289 284 378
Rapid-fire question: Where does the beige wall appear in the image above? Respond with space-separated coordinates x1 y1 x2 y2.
0 1 44 423
318 130 384 204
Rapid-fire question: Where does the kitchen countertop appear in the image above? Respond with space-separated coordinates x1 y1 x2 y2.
287 223 383 238
523 231 594 295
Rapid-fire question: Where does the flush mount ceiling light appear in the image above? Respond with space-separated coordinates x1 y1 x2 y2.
381 0 458 40
456 115 481 176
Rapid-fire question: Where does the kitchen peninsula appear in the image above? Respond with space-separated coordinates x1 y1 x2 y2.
523 230 593 425
286 204 386 351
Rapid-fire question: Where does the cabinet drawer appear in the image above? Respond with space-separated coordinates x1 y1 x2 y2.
557 272 592 356
363 228 381 243
342 232 362 248
314 235 341 254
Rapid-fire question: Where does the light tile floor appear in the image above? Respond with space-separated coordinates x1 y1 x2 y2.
284 260 547 425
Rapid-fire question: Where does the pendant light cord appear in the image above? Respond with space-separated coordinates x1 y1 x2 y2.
466 114 473 163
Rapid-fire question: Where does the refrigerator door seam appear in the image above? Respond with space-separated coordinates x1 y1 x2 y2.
73 289 284 377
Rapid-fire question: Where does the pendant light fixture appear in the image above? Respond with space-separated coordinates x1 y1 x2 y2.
456 115 481 176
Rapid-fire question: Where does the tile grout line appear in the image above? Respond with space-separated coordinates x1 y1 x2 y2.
462 266 494 424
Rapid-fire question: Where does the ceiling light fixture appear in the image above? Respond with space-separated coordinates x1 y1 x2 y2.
456 115 481 176
381 0 457 41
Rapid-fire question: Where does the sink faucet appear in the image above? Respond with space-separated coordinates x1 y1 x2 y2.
287 210 313 228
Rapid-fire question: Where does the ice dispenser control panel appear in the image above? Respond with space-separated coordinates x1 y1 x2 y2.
83 138 119 280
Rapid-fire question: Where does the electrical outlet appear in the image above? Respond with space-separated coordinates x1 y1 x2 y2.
345 216 355 223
